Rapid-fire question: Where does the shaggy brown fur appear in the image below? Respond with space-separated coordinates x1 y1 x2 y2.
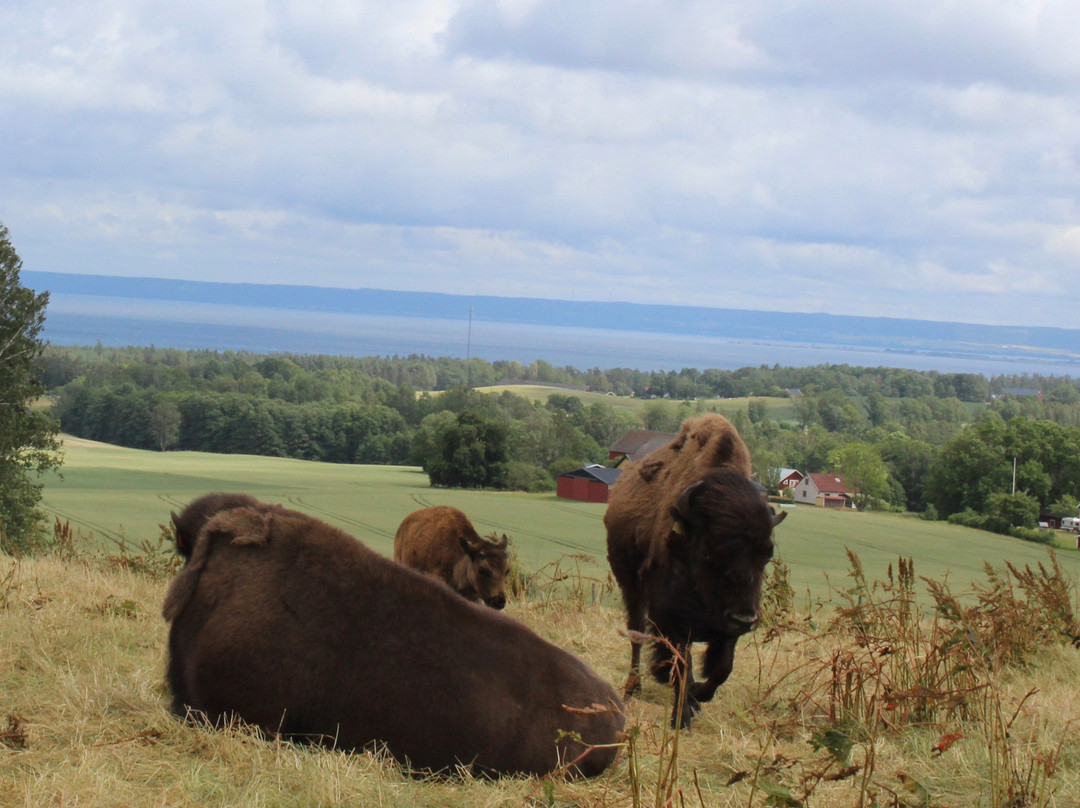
163 495 623 777
393 506 510 609
604 413 785 729
170 492 259 557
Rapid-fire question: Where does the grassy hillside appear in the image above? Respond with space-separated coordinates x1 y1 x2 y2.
41 435 1080 603
5 519 1080 806
475 384 801 422
6 437 1080 806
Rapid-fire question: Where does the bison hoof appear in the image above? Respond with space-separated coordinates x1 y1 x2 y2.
670 697 702 730
623 672 643 698
687 682 717 704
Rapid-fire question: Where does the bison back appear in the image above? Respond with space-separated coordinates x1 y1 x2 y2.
393 506 474 575
605 412 751 552
167 504 623 777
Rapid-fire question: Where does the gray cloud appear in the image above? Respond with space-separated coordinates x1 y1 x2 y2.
2 0 1079 326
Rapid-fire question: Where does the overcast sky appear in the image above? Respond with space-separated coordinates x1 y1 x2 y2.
3 1 1080 327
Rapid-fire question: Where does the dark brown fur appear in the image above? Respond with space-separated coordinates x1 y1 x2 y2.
393 506 510 609
604 413 784 729
164 495 623 777
170 492 259 557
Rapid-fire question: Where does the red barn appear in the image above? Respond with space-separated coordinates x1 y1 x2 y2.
557 466 623 503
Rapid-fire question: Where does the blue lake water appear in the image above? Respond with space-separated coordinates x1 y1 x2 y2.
42 294 1080 377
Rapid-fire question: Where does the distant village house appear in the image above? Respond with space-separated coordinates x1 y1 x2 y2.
775 468 804 490
793 473 855 509
607 429 677 466
558 429 677 504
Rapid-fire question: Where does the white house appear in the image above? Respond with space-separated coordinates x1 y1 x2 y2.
793 473 855 508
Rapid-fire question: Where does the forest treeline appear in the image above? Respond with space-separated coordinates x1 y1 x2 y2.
44 345 1080 530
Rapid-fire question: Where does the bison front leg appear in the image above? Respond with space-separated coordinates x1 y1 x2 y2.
687 636 737 706
669 642 703 730
623 603 647 697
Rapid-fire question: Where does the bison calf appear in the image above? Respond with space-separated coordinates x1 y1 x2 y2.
394 505 510 608
605 414 786 729
164 495 623 777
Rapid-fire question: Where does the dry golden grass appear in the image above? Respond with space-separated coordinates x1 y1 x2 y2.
3 550 1080 808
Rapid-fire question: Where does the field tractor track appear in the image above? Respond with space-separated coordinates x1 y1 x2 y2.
470 518 594 555
550 503 606 522
157 493 188 512
285 496 395 541
45 505 129 546
410 493 436 509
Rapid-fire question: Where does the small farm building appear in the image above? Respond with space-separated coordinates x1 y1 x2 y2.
775 468 804 490
557 466 623 503
608 430 676 465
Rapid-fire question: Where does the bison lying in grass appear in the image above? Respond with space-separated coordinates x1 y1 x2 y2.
170 491 257 557
393 505 510 609
604 413 786 729
163 493 624 777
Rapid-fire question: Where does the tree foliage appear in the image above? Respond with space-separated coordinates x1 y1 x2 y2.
38 341 1080 511
0 223 62 552
422 410 508 488
827 442 889 509
927 416 1080 518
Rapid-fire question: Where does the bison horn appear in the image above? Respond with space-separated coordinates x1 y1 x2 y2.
674 479 706 524
771 509 788 528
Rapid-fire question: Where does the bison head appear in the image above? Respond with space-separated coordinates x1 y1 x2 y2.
459 532 511 609
171 492 260 558
667 469 785 637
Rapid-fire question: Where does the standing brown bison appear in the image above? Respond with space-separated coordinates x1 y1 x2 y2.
163 493 623 777
604 413 786 729
393 506 510 609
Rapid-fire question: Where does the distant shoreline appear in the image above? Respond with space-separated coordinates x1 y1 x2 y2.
27 271 1080 376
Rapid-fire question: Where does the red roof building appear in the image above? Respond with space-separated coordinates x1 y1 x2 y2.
793 473 855 509
607 430 676 465
556 466 623 503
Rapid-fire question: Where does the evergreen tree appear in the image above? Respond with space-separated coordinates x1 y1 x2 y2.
0 223 62 552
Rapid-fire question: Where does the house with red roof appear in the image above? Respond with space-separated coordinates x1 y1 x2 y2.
776 468 804 490
608 429 676 465
793 473 855 509
556 465 623 503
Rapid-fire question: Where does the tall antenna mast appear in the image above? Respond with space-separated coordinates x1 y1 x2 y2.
466 305 473 359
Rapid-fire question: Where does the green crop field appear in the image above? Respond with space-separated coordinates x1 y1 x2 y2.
475 384 801 421
41 435 1080 604
12 435 1080 807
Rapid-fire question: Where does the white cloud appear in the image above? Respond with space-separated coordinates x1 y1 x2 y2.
916 259 1059 295
3 0 1080 327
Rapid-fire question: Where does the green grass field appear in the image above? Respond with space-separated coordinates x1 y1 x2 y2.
9 435 1080 806
41 435 1080 604
476 384 801 421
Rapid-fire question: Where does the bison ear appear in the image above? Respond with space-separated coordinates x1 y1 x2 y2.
669 479 706 539
496 533 509 549
460 535 481 558
667 506 691 541
170 511 188 552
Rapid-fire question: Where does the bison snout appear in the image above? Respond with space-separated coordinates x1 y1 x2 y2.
486 595 507 610
724 611 759 635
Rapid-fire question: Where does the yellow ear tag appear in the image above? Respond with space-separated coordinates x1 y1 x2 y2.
671 521 684 535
